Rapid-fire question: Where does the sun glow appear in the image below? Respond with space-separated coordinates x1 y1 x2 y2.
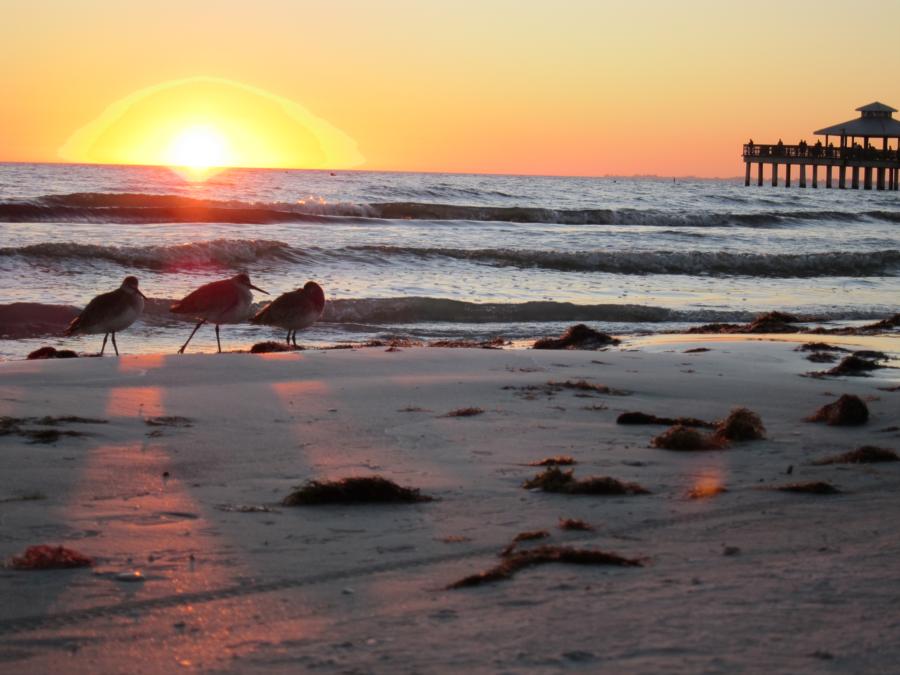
59 77 363 180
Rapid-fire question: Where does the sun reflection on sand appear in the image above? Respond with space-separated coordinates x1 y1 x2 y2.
105 386 164 417
116 353 167 374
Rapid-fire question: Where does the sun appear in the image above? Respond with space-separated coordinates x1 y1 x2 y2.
164 125 234 180
166 125 232 168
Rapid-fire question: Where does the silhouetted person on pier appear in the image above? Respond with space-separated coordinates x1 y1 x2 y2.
776 139 784 156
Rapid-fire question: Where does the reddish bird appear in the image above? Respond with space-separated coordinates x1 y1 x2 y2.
251 281 325 347
66 276 146 356
171 273 268 354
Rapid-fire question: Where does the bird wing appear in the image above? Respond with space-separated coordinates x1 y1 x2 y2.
65 289 129 335
251 290 308 324
171 279 238 316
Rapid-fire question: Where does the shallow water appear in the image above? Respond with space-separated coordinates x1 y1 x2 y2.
1 162 898 358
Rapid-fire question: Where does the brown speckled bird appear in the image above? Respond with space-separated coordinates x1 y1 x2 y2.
251 281 325 347
65 276 146 356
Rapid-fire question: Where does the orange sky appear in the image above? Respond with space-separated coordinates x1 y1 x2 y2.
1 0 898 177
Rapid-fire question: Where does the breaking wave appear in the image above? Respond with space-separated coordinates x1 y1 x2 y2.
3 238 899 277
1 191 899 227
0 239 302 270
348 246 900 277
4 297 890 339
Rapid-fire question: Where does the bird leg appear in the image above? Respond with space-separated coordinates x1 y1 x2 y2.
285 330 291 346
215 324 222 353
178 319 206 354
291 331 298 348
99 333 108 356
111 332 119 356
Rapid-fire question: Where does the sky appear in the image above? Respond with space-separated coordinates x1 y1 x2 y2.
1 0 899 177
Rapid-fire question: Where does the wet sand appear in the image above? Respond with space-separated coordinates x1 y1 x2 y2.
0 337 898 672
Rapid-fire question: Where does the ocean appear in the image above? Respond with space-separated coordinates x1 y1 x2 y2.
1 162 898 359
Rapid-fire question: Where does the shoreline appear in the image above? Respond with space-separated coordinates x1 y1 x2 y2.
1 337 898 671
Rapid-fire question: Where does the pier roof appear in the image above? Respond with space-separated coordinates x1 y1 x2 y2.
815 102 900 138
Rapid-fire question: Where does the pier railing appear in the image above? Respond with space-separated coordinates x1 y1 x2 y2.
743 143 900 162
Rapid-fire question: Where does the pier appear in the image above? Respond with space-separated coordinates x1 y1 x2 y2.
743 102 900 190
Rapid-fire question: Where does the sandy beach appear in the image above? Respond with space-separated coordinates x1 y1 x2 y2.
1 336 898 673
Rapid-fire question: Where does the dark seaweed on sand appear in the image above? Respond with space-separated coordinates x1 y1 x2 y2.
812 446 899 465
795 342 850 353
533 324 620 350
443 407 484 417
558 518 594 531
523 466 650 495
820 355 883 377
250 341 296 354
806 352 838 363
617 411 715 428
529 456 576 466
651 425 723 451
774 481 842 495
807 394 869 426
26 346 79 360
1 416 106 443
714 407 766 442
282 476 433 506
448 545 642 589
144 416 193 427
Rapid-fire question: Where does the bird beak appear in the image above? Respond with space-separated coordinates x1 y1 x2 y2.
136 289 147 299
250 284 269 295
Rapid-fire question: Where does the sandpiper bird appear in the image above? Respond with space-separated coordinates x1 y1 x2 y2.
171 273 268 354
251 281 326 347
65 276 146 356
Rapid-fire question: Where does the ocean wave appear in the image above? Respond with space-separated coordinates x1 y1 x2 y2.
0 239 302 270
2 191 898 227
349 246 900 277
3 297 892 340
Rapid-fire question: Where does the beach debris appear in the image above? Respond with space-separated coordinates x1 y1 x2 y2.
439 535 472 544
683 347 711 353
442 407 484 417
686 484 728 499
447 545 642 589
1 416 98 444
617 411 715 428
26 346 79 359
773 481 842 495
533 324 620 350
282 476 433 506
814 355 884 377
859 314 900 332
687 311 801 335
722 545 741 556
807 394 869 426
651 425 723 451
529 456 576 466
8 545 93 570
713 407 766 442
523 466 650 495
548 380 628 395
806 352 838 363
0 492 46 503
795 342 850 353
812 446 899 465
558 518 594 531
501 530 551 555
144 416 193 427
430 337 507 349
398 406 432 413
250 341 296 353
879 385 900 392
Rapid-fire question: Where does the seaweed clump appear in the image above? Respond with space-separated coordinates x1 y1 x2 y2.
447 545 643 589
812 446 899 465
282 476 433 506
443 407 484 417
822 355 883 377
523 466 649 495
533 324 620 350
774 481 842 495
714 407 766 442
8 545 93 570
529 456 576 466
617 411 715 428
558 518 594 531
27 346 79 360
250 341 295 354
807 394 869 426
651 425 723 451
